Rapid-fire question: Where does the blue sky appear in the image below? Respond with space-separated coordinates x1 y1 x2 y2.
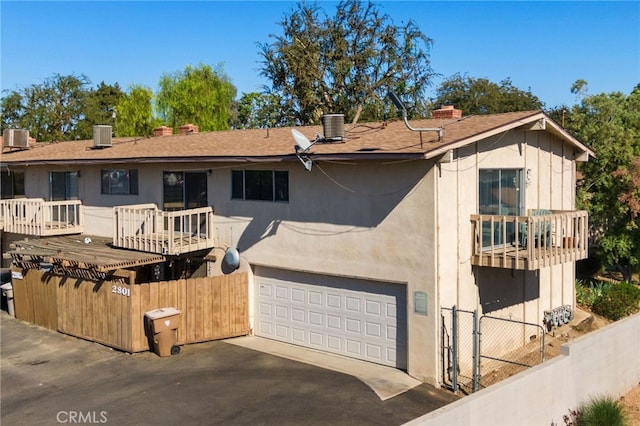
1 1 638 109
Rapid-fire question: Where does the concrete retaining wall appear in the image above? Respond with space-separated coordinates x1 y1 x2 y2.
407 313 640 426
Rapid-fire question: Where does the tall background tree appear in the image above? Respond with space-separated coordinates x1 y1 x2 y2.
431 73 544 115
76 82 124 139
564 82 640 281
115 85 155 137
156 64 236 132
1 73 90 142
259 0 436 125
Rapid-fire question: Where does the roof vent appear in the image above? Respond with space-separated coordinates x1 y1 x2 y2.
2 129 30 149
321 114 344 142
93 125 112 148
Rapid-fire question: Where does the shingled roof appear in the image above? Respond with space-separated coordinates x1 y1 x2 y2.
0 111 593 166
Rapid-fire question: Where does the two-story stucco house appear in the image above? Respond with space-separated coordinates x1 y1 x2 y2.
0 106 594 385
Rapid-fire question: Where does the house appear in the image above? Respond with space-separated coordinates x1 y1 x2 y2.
0 107 594 385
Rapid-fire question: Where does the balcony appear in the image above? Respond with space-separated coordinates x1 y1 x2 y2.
113 204 215 255
0 198 83 236
470 210 588 270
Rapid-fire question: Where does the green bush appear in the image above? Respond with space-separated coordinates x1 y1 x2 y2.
575 280 613 310
576 395 627 426
590 282 640 321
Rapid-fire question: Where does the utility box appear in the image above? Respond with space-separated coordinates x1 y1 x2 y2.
145 307 182 357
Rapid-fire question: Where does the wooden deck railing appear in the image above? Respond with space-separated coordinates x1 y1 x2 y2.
113 204 215 255
1 198 83 236
470 210 588 270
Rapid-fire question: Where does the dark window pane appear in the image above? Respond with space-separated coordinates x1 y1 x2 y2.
1 171 14 199
50 172 66 201
13 171 25 197
245 170 273 201
129 169 139 195
163 171 184 210
185 172 207 208
231 170 244 199
274 171 289 202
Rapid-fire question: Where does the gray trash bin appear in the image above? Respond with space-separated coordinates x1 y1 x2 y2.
0 268 13 317
1 283 15 317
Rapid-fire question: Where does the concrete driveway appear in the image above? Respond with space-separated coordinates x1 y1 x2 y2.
1 313 458 425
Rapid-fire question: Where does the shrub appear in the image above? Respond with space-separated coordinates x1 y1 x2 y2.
575 279 613 310
576 395 627 426
591 282 640 320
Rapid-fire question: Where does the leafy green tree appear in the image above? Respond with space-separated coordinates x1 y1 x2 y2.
76 82 124 139
115 85 155 137
566 82 640 281
1 90 24 132
259 0 436 125
233 91 291 129
156 64 236 132
1 73 90 142
432 73 544 115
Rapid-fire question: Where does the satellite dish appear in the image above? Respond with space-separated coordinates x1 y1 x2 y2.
222 247 240 272
291 129 312 151
291 129 315 171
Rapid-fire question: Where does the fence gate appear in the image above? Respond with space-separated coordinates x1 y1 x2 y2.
440 306 478 394
478 315 545 390
441 306 547 394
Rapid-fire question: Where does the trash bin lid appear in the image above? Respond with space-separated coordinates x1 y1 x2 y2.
144 307 181 319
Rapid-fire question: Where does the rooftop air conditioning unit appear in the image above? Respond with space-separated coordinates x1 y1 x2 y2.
2 129 30 148
321 114 344 141
93 125 112 148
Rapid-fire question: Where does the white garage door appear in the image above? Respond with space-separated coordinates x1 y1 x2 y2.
255 268 407 369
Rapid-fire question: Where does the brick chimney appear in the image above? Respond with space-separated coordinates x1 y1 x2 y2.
432 105 462 120
153 126 173 137
178 123 199 135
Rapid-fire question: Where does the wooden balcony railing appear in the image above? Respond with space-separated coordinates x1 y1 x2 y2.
1 198 83 236
113 204 215 255
470 210 588 270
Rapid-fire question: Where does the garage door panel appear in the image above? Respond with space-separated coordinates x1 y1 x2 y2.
327 314 341 329
346 318 361 334
291 288 305 303
255 271 406 369
326 293 341 309
327 335 342 351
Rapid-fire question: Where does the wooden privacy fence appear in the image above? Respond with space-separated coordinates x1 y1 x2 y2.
10 268 248 353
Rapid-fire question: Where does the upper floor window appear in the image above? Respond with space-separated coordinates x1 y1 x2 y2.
479 169 523 216
50 171 79 201
1 170 25 199
163 171 208 210
101 169 139 195
232 170 289 202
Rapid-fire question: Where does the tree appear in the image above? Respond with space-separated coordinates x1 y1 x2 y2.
76 82 124 139
259 0 436 125
156 64 236 132
233 91 291 129
432 73 544 115
115 85 155 137
1 73 90 142
566 82 640 281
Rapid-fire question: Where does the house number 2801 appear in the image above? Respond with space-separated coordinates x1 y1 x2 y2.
112 285 130 297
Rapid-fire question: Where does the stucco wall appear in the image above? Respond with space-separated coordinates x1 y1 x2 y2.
435 129 577 322
406 313 640 426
